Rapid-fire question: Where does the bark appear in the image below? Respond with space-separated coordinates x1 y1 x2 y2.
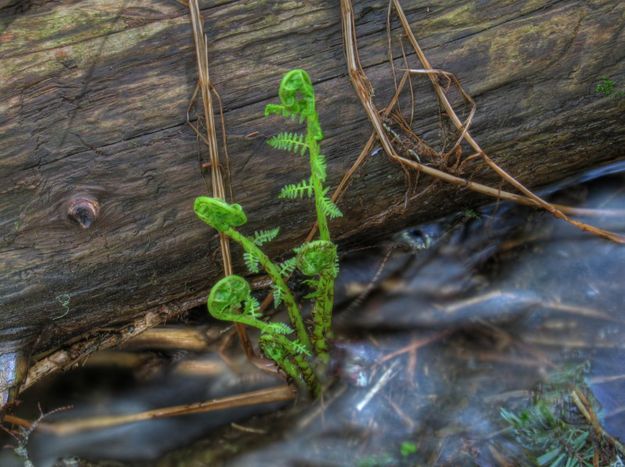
1 0 624 358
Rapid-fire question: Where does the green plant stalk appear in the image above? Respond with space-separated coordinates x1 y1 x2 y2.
307 130 330 242
206 274 319 394
305 118 335 363
260 334 319 395
295 240 338 366
311 275 334 364
225 227 312 353
298 76 336 364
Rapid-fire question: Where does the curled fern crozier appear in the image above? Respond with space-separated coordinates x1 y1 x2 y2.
296 240 338 277
194 197 247 232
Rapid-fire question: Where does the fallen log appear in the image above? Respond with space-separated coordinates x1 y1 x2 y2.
1 0 624 382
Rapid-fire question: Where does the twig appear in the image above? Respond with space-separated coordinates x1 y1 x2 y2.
571 388 625 456
123 326 213 351
187 0 253 356
356 360 399 412
338 0 625 244
23 302 198 392
38 385 294 436
378 331 448 364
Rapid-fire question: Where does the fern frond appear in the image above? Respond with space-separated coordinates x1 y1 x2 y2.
279 257 297 277
243 252 260 273
267 132 309 156
279 179 313 199
265 104 293 119
272 283 284 308
291 339 311 356
253 227 280 246
244 296 261 318
311 154 327 182
320 192 343 219
268 322 293 335
264 104 305 122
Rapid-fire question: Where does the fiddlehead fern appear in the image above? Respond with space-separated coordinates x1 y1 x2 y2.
194 197 247 232
265 69 341 241
207 275 254 321
296 240 338 277
194 69 341 396
265 69 342 367
296 241 338 364
207 275 316 392
195 198 312 353
264 70 321 140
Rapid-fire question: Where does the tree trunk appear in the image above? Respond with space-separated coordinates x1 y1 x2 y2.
1 0 624 359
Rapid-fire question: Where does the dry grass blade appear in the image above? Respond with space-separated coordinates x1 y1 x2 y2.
187 0 253 356
571 388 625 457
36 385 295 436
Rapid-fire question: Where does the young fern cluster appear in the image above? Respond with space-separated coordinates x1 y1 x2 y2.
193 70 342 396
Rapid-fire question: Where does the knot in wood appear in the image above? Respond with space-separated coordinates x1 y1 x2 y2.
67 196 100 229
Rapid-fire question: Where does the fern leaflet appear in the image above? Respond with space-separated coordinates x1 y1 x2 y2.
291 340 311 356
311 154 327 182
243 252 260 273
279 257 297 277
303 278 321 300
268 132 309 156
320 192 343 219
253 227 280 246
244 296 261 318
267 322 293 335
272 283 284 308
279 179 314 199
265 104 306 123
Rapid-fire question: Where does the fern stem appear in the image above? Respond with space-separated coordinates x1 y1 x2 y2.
261 334 319 394
311 275 334 365
305 115 334 365
306 122 331 242
225 227 312 353
280 336 319 396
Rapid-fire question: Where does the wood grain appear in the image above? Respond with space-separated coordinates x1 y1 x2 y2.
1 0 624 356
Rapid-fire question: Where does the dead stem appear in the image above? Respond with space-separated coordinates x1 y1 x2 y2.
571 388 625 457
588 373 625 384
385 394 415 429
338 0 625 244
187 0 253 357
377 331 449 365
37 385 294 436
123 326 214 352
356 360 399 412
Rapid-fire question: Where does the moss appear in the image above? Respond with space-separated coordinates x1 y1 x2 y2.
0 18 177 85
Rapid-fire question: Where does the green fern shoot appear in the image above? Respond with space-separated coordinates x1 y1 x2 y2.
265 69 341 365
193 69 342 394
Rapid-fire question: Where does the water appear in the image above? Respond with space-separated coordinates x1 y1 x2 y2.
2 161 625 466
